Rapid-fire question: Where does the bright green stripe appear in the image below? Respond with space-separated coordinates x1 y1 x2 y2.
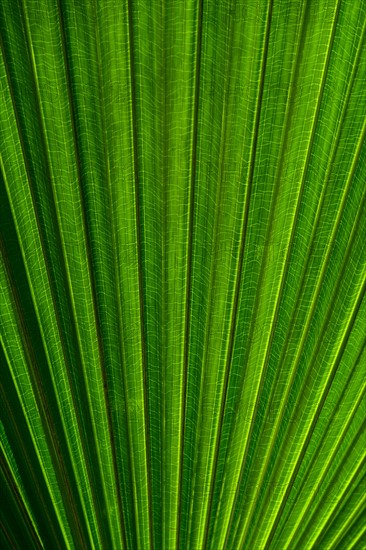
225 3 366 546
180 0 236 543
17 2 123 545
90 1 154 547
285 412 366 548
57 0 130 546
0 262 71 547
181 2 274 548
244 209 366 549
291 441 366 549
266 19 366 546
127 1 164 548
335 512 366 550
93 1 148 546
208 0 309 545
192 2 275 547
240 72 362 550
152 1 202 548
215 0 343 546
177 1 232 545
1 422 42 546
0 45 100 550
1 340 73 548
0 462 42 550
124 0 164 546
317 477 366 550
272 339 366 547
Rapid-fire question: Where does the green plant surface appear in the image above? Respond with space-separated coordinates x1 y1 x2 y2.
1 0 365 549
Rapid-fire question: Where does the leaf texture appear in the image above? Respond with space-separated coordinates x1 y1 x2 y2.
1 0 365 549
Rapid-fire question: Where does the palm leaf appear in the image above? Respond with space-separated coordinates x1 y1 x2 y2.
1 0 365 548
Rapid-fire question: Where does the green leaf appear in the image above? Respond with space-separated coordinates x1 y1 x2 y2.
1 0 365 548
